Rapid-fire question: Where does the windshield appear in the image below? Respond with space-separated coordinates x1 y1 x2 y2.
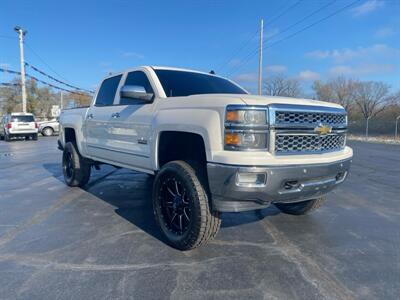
154 69 247 97
11 115 35 122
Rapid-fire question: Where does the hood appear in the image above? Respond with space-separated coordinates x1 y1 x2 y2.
238 94 343 109
182 94 343 109
160 94 344 111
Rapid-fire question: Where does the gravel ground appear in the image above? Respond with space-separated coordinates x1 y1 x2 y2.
0 137 399 299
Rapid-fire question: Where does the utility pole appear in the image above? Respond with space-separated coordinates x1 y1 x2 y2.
258 19 264 96
60 91 63 109
14 26 27 113
395 115 400 140
366 116 371 140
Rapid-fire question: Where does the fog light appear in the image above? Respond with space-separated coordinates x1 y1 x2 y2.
236 172 266 187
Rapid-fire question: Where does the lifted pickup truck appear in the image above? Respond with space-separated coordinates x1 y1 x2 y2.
59 66 352 250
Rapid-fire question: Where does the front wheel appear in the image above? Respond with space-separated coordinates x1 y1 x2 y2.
275 197 326 215
62 142 91 187
153 161 221 250
42 127 54 136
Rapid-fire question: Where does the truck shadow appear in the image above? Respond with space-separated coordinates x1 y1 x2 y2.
42 163 279 246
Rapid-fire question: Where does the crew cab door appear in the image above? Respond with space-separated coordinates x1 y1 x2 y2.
85 74 123 160
106 70 156 171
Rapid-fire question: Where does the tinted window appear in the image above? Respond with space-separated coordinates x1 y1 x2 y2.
95 75 122 106
120 71 153 104
11 115 35 122
154 70 247 97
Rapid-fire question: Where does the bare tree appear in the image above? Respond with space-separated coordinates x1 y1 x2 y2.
264 74 302 98
0 80 21 113
312 76 357 113
353 81 392 138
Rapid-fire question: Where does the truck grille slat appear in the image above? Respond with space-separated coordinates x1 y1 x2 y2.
275 111 346 127
275 134 346 154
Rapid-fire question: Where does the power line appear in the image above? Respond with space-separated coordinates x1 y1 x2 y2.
263 0 337 46
25 62 94 93
264 0 303 27
24 42 91 90
226 0 339 76
0 67 89 96
265 0 362 51
0 35 93 93
0 82 20 87
216 0 302 74
227 0 361 77
216 28 259 73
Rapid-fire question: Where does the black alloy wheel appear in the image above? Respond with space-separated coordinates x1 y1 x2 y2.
62 142 91 187
159 177 192 236
153 161 221 250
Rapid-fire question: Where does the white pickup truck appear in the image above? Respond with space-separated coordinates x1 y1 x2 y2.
59 66 352 250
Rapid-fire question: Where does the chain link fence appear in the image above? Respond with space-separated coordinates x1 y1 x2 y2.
348 116 400 139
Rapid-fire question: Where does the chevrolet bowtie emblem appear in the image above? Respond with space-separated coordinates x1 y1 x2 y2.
314 124 332 135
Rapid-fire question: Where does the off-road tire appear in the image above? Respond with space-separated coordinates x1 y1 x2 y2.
153 160 221 250
275 197 326 215
62 142 91 187
42 127 54 136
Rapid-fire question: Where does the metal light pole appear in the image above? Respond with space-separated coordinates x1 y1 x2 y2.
14 26 27 113
257 19 264 96
366 116 371 140
60 91 63 109
395 115 400 140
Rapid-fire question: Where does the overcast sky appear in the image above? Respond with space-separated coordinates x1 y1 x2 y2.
1 0 399 94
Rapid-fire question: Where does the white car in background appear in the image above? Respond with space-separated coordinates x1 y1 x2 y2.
0 112 39 141
38 118 60 136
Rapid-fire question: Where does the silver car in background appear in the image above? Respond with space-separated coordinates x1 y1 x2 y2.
0 113 39 141
38 118 60 136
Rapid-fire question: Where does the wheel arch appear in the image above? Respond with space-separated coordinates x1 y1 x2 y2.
151 108 223 171
62 127 86 155
155 130 208 170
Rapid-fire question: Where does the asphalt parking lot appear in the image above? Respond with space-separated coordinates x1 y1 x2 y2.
0 137 399 299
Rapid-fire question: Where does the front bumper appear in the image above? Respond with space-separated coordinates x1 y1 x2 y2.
207 158 352 212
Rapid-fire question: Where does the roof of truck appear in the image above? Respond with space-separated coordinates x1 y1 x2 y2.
151 66 216 76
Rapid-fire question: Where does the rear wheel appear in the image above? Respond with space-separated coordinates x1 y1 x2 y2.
153 161 221 250
275 197 326 215
32 133 38 141
42 127 53 136
4 134 11 142
62 142 91 187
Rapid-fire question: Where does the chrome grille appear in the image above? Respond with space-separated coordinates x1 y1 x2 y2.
275 111 346 127
275 133 346 154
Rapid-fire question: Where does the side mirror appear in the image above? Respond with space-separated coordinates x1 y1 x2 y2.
120 85 154 102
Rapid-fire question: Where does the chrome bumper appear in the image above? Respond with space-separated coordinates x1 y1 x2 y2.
207 158 352 212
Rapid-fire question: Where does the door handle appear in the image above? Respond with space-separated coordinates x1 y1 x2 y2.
111 112 120 118
87 113 94 119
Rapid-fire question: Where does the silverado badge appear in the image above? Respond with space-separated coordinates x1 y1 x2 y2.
314 124 332 135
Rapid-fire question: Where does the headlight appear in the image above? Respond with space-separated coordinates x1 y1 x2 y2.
225 107 267 126
225 131 267 150
224 105 269 151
